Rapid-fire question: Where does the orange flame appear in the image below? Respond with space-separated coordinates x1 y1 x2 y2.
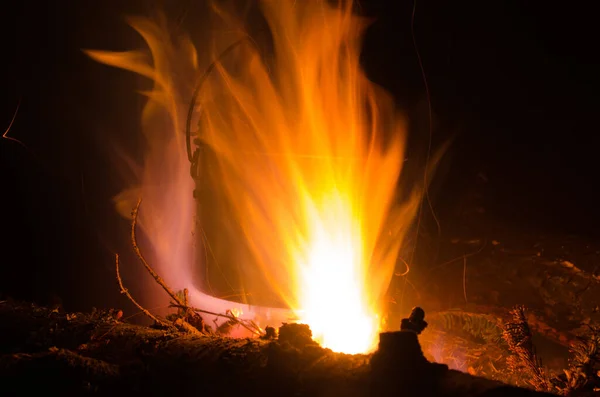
86 0 422 354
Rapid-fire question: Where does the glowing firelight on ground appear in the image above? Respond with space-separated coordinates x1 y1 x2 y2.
86 0 422 354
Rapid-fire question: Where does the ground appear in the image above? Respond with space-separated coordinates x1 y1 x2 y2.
0 299 559 397
388 208 600 389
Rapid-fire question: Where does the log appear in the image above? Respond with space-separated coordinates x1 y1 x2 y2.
0 300 555 397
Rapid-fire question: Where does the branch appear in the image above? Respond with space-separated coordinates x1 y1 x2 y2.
170 304 262 336
130 198 186 308
130 199 207 334
115 253 169 328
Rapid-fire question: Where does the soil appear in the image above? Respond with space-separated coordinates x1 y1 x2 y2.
0 300 555 397
387 207 600 387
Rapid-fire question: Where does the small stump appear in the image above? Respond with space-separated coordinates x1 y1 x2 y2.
370 307 448 397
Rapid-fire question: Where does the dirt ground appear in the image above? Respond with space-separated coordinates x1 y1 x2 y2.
387 207 600 388
0 299 560 397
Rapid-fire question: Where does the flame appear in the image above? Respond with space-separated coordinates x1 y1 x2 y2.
86 0 423 354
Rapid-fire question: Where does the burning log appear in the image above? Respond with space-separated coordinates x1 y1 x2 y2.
0 300 557 397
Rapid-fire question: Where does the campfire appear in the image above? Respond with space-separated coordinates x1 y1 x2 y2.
85 0 424 354
3 1 600 395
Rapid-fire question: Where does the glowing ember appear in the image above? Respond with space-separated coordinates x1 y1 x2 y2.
86 0 422 354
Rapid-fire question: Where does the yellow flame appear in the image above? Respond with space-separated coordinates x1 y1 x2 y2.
86 0 423 354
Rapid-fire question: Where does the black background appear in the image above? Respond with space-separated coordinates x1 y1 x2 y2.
1 0 597 311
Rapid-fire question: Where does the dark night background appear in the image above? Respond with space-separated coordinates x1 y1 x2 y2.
0 1 597 313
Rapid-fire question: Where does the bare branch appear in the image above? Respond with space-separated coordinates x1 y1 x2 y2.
130 199 208 334
170 304 262 336
130 198 186 308
115 254 169 328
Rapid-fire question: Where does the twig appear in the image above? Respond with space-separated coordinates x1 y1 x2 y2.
463 255 468 304
130 199 210 334
538 259 600 283
183 288 189 307
426 239 487 276
188 305 261 335
170 304 232 321
170 304 262 335
115 253 169 328
131 199 186 308
2 97 27 149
